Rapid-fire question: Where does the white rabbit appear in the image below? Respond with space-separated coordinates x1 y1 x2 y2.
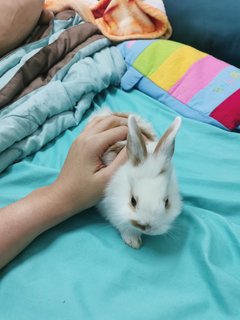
93 108 182 248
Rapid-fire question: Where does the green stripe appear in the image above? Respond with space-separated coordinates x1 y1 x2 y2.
133 40 183 76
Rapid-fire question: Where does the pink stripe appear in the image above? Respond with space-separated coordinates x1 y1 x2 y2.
169 56 228 104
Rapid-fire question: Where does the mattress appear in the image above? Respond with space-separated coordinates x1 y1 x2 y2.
0 87 240 319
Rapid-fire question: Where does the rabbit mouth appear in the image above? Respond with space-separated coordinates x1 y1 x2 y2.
143 223 171 236
130 220 171 236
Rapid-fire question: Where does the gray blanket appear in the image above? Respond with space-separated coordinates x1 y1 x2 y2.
0 12 126 173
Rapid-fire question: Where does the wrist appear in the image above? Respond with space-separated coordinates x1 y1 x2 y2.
43 183 77 223
48 180 85 219
26 184 78 235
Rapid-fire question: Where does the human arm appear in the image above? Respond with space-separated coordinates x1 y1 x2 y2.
0 115 128 269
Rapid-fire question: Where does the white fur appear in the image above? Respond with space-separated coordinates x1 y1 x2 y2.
91 108 182 248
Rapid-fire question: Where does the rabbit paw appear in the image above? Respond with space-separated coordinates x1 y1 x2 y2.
121 233 142 249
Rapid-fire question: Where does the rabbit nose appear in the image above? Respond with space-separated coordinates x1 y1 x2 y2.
130 220 151 232
141 223 152 233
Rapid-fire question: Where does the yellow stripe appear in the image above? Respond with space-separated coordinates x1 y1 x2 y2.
150 45 207 91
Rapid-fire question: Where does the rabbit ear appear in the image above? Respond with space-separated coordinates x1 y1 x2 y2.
127 115 147 166
154 117 181 163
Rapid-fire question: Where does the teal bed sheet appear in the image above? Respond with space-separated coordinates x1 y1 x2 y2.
0 87 240 319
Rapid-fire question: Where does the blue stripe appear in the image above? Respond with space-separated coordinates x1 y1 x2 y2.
117 40 156 65
188 65 240 115
123 70 227 130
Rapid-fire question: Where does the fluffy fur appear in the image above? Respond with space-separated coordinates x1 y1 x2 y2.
92 108 182 248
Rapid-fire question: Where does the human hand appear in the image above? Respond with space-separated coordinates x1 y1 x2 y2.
0 114 128 268
51 114 128 216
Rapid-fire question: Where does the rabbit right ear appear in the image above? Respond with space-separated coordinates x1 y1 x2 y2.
154 117 181 164
127 115 147 166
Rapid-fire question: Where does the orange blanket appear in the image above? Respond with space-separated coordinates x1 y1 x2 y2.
45 0 172 41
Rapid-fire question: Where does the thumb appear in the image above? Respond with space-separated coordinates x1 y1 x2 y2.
98 147 127 181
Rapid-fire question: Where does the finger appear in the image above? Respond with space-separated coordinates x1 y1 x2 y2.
105 147 128 176
113 112 129 119
95 126 128 153
86 115 108 129
86 113 130 133
91 115 128 134
96 147 127 181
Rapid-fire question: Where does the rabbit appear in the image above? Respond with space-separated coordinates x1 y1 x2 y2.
92 108 183 248
89 107 157 165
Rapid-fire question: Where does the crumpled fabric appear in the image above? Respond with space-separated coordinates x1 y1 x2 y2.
45 0 172 41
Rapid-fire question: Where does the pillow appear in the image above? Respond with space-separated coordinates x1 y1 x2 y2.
0 0 44 57
163 0 240 68
118 39 240 131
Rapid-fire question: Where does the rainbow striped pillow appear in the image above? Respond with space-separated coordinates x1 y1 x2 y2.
118 39 240 131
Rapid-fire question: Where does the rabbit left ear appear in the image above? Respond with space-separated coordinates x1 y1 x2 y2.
154 117 182 162
127 115 147 166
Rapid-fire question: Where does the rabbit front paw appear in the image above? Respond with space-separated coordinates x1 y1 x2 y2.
121 232 142 249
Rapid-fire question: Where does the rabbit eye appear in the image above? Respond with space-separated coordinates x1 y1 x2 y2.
131 195 137 208
165 198 169 209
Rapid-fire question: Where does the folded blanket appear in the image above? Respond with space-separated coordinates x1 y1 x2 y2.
44 0 172 41
0 13 126 173
0 19 102 109
118 39 240 131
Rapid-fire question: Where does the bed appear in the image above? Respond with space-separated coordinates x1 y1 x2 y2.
0 1 240 319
